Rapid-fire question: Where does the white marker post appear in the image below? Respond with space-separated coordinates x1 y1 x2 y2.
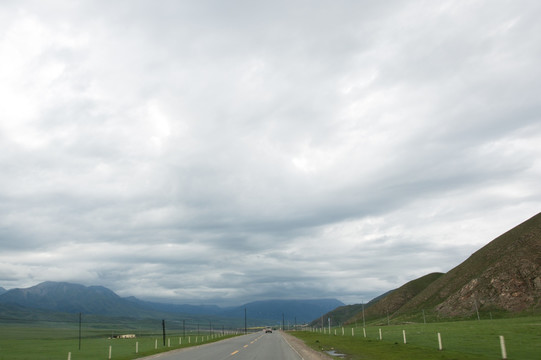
437 332 443 351
67 352 71 360
403 330 407 344
155 339 158 349
379 328 382 340
352 328 354 336
136 341 138 353
168 338 171 347
500 335 507 359
108 345 112 360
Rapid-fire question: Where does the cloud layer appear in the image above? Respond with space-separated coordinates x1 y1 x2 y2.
1 0 540 305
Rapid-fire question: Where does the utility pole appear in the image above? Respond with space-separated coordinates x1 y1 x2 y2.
244 308 247 334
362 301 366 328
78 313 82 350
162 320 166 346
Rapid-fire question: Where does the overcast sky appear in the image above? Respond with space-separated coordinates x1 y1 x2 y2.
1 0 540 306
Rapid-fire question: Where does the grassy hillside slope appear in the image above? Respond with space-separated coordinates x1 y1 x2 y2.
399 212 541 317
317 212 541 325
348 272 444 323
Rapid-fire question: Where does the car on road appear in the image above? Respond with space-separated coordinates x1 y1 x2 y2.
265 328 272 333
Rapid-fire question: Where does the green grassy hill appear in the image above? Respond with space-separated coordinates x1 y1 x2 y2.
399 212 541 318
309 291 393 327
319 212 541 325
313 273 443 326
349 272 444 323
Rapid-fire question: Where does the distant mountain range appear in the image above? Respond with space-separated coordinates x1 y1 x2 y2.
3 213 539 326
315 212 541 325
0 281 343 324
0 281 157 318
222 299 343 324
124 296 342 324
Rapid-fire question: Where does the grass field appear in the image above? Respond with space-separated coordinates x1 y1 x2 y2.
290 316 541 360
1 316 539 359
0 323 239 360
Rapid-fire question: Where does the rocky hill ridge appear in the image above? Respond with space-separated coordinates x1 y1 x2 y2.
320 212 541 324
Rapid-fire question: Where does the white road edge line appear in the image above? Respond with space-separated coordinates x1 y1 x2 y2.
281 332 304 360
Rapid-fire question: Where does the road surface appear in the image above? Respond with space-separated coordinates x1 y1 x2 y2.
141 331 303 360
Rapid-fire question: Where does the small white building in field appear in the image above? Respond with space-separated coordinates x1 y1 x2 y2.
110 334 136 339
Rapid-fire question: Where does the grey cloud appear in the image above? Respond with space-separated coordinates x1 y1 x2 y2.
0 0 540 305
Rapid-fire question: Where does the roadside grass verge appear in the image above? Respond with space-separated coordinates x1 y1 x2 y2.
290 316 541 360
0 324 238 360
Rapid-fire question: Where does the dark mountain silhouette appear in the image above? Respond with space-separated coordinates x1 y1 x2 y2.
0 281 343 323
124 296 223 316
0 281 154 317
222 299 344 324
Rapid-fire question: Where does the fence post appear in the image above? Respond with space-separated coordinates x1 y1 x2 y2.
379 328 382 340
437 332 443 351
403 330 406 344
363 327 366 338
67 352 71 360
500 335 507 359
108 345 112 359
136 341 138 353
352 328 354 336
155 339 157 349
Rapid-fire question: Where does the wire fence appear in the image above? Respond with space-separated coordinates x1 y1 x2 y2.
0 314 252 359
303 317 541 360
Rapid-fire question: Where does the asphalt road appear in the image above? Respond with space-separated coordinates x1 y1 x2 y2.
141 331 303 360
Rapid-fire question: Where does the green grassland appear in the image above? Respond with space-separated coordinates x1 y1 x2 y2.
291 316 541 360
0 322 238 360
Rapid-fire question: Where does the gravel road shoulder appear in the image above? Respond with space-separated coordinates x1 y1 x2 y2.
282 331 333 360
